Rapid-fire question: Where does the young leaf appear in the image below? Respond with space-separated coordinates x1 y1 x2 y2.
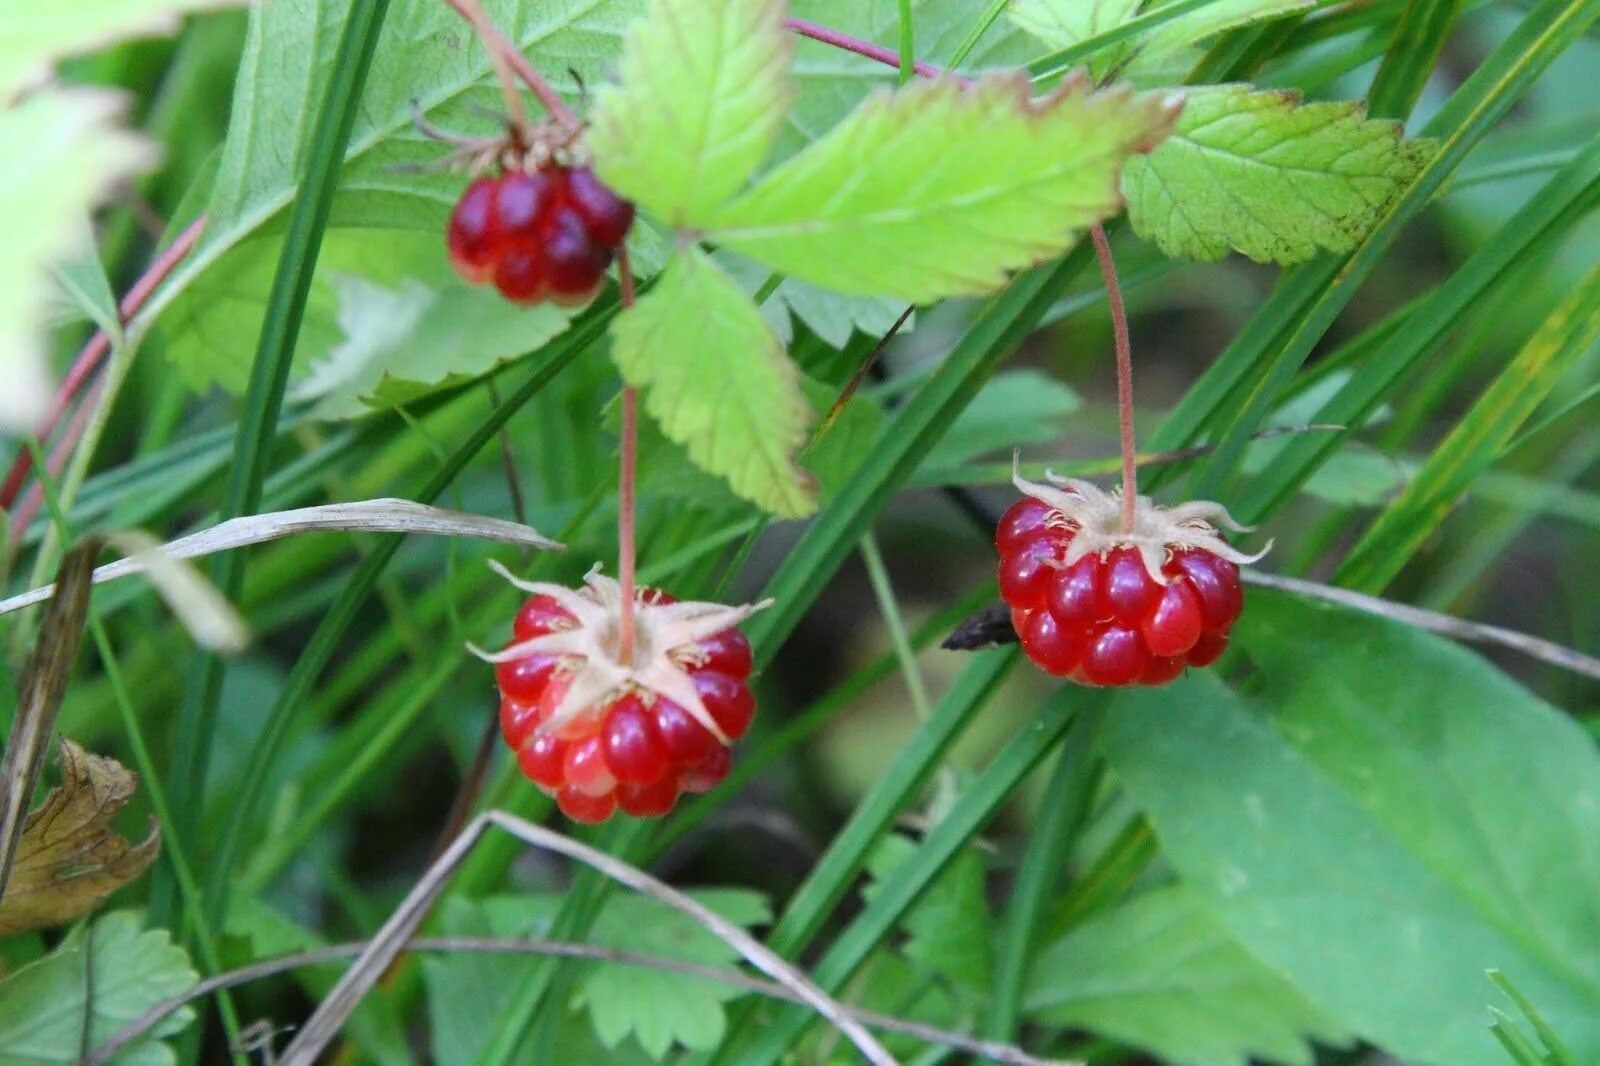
1123 85 1433 263
0 740 159 935
574 890 772 1058
589 0 793 226
0 910 197 1063
706 72 1180 301
0 92 150 433
611 248 816 517
864 834 992 994
1026 886 1349 1065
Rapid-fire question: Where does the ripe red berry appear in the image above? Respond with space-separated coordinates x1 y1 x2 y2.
446 162 634 309
997 465 1265 687
480 566 766 823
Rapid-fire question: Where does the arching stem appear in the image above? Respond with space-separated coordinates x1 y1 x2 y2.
617 249 639 664
1091 224 1138 533
440 0 580 134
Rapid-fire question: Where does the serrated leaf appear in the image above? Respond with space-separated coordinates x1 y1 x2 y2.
573 889 771 1059
0 91 150 433
0 0 243 98
1123 85 1433 263
863 834 991 994
0 910 197 1065
590 0 792 226
1100 590 1600 1064
0 740 159 935
1026 885 1348 1066
611 248 816 517
706 72 1178 302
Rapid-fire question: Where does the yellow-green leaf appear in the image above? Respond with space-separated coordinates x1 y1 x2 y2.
611 248 816 517
589 0 794 227
705 72 1179 302
0 740 159 935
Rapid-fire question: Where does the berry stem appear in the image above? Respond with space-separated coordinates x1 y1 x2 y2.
786 17 949 80
1091 224 1138 534
441 0 580 133
617 247 639 666
0 214 205 512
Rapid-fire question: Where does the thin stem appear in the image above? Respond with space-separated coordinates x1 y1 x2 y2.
786 17 947 80
9 376 104 545
617 247 639 663
441 0 579 130
1091 224 1138 532
0 215 205 511
439 0 530 136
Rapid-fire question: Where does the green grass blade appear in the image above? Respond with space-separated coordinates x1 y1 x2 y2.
984 703 1106 1046
1368 0 1462 119
1336 258 1600 591
156 0 391 922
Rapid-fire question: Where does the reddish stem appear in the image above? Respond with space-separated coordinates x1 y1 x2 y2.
785 17 951 81
1091 224 1138 532
0 214 206 511
616 248 639 665
442 0 580 132
11 377 105 542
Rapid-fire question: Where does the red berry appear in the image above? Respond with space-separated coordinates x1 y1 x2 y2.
1140 654 1186 686
1018 608 1080 677
654 697 722 767
541 206 607 305
447 177 499 283
563 735 616 797
556 786 615 824
518 732 567 790
995 498 1056 556
566 166 635 246
1186 630 1229 667
681 747 732 794
514 594 575 640
500 698 543 751
496 653 557 704
1105 548 1161 624
695 630 753 679
696 671 754 740
601 697 670 785
999 537 1061 611
1079 626 1148 686
1171 550 1243 632
1046 555 1109 629
1143 580 1204 658
493 248 548 304
495 169 559 241
617 775 679 818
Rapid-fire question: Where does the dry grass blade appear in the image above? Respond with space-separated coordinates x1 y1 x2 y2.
273 810 900 1066
0 500 563 616
86 937 1070 1066
0 538 100 897
105 530 249 654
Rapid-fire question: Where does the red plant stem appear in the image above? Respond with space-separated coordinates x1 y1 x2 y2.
787 18 1141 527
11 377 105 541
0 214 206 512
442 0 580 132
441 0 530 136
1091 224 1138 532
617 248 639 665
785 17 950 81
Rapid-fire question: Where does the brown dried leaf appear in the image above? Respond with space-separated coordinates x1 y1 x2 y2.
0 739 158 934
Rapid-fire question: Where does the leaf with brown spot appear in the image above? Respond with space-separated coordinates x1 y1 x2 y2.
0 739 159 934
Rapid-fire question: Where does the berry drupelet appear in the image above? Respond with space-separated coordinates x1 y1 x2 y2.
447 164 634 308
478 563 766 824
998 461 1266 686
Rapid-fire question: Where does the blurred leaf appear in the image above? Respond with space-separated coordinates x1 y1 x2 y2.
1124 86 1433 263
422 895 559 1066
574 889 770 1059
0 0 242 98
590 0 792 226
707 73 1178 301
0 740 158 935
0 910 196 1064
0 92 149 433
1006 0 1142 76
1025 885 1347 1066
50 235 121 345
611 248 815 517
1100 590 1600 1064
864 834 992 994
922 369 1081 472
1139 0 1315 58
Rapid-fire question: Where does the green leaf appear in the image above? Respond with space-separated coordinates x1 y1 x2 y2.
1006 0 1143 76
0 910 197 1065
921 368 1081 472
864 834 992 994
574 890 771 1059
1139 0 1315 58
1099 590 1600 1065
0 92 149 433
706 72 1179 301
0 0 243 98
589 0 792 226
611 247 815 517
1025 886 1348 1066
1123 85 1432 263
